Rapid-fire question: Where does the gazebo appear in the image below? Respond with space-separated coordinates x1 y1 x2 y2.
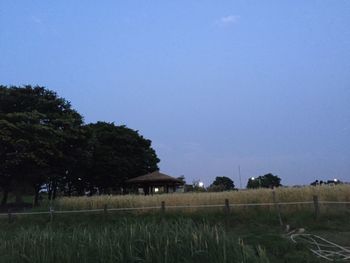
125 171 184 195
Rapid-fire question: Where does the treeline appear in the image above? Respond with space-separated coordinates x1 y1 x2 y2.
0 85 160 206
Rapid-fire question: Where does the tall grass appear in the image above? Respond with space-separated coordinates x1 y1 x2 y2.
2 211 345 263
0 218 269 263
55 185 350 213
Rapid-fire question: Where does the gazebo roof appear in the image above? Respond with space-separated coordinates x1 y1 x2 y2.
126 171 183 185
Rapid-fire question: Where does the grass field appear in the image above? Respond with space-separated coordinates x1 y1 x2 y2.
1 185 349 262
1 210 349 263
54 185 350 213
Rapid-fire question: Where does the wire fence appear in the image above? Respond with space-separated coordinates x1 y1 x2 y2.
1 199 349 218
2 197 349 261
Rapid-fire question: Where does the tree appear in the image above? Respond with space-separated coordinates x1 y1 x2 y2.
85 122 160 194
0 111 60 204
246 173 282 189
0 85 162 203
177 175 186 184
0 85 84 205
191 180 206 192
54 125 90 197
208 176 235 192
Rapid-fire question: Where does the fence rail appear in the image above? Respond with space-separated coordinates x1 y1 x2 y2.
1 200 349 218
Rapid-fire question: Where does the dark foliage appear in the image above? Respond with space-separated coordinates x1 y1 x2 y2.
84 122 159 194
208 176 235 192
246 173 282 189
0 85 160 204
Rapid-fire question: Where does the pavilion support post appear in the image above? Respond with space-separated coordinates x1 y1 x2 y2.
144 186 150 195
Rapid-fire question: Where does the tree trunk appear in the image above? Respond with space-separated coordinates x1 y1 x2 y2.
15 188 23 203
67 183 72 197
48 181 53 200
48 179 57 200
33 191 39 207
1 188 9 205
33 185 41 207
52 181 57 200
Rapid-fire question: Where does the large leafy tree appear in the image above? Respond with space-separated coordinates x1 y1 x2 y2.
246 173 282 189
0 111 60 204
0 85 161 204
208 176 235 192
0 85 84 205
85 122 160 194
49 125 90 199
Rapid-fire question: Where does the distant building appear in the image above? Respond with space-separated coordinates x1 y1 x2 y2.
125 171 184 195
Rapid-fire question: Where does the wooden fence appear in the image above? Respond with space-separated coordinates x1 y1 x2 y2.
1 194 350 224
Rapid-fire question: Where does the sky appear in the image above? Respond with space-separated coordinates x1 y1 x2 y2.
1 1 349 187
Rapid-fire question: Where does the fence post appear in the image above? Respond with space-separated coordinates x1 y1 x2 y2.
49 206 54 223
161 201 165 213
224 199 230 214
7 209 12 224
104 204 108 215
104 204 108 220
313 195 319 220
272 191 283 227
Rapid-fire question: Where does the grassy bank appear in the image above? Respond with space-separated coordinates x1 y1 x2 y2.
1 210 349 263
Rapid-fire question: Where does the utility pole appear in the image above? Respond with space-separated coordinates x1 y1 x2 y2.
238 165 242 189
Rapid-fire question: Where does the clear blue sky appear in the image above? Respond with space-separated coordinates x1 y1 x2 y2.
1 1 349 186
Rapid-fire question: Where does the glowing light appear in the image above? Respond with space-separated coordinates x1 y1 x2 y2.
154 188 159 193
334 179 338 182
251 177 255 180
198 182 204 188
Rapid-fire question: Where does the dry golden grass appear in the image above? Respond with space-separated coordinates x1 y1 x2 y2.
55 184 350 212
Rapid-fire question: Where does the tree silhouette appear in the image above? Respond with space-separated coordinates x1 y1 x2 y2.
208 176 235 192
247 173 282 189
